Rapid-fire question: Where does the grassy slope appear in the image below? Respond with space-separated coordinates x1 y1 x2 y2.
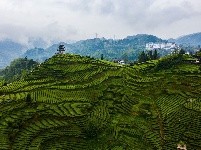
0 54 201 150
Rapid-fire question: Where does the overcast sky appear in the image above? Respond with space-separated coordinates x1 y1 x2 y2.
0 0 201 46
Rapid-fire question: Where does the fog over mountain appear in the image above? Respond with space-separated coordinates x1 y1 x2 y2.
0 40 25 68
0 0 201 46
0 0 201 67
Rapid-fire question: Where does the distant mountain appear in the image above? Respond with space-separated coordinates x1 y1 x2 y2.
27 37 51 49
23 34 165 63
0 40 26 68
4 32 201 69
0 38 62 68
23 47 48 62
173 32 201 46
126 34 166 43
22 42 75 62
167 38 176 43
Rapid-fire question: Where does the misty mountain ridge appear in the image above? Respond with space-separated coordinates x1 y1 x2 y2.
0 40 26 68
22 34 167 63
0 32 201 68
174 32 201 46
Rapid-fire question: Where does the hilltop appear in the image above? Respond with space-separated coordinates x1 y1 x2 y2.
0 53 201 149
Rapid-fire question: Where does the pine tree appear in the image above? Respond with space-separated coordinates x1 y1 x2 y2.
147 50 153 60
153 49 159 60
138 51 146 62
101 54 104 60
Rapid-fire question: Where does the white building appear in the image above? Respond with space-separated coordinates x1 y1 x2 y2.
119 60 125 65
146 42 177 50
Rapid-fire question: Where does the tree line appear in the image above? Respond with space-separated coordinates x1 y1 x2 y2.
0 57 38 83
138 49 160 63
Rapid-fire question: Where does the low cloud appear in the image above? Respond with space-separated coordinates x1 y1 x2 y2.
0 0 200 45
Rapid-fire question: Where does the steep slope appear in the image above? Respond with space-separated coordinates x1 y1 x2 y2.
0 54 201 149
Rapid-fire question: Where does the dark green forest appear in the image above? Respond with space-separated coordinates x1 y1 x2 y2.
0 58 38 83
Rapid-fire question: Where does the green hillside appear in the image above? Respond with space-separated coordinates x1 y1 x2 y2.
0 53 201 149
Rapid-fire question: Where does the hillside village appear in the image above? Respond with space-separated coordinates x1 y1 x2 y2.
146 42 177 51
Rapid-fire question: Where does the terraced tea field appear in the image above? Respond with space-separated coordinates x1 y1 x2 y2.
0 54 201 149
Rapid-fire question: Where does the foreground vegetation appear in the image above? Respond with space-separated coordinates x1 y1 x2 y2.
0 58 38 83
0 53 201 149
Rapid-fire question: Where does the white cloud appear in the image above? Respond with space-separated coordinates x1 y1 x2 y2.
0 0 200 46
